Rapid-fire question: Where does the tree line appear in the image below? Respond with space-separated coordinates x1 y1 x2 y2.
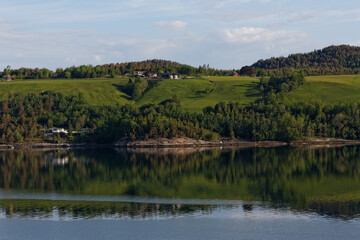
1 60 234 80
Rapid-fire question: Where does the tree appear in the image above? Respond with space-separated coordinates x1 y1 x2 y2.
4 65 11 75
64 71 71 79
132 84 143 100
172 95 180 106
110 70 116 78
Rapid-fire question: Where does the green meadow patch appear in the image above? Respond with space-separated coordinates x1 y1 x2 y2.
0 77 260 111
137 76 261 112
0 78 133 106
288 75 360 104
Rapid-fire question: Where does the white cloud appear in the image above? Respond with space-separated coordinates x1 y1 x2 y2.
65 56 78 64
219 27 307 44
94 55 102 61
154 21 188 30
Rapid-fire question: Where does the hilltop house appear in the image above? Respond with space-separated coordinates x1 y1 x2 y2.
133 70 148 77
2 75 11 81
133 71 158 78
161 73 180 79
148 72 158 78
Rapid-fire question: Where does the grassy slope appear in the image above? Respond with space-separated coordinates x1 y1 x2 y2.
288 75 360 104
0 78 132 106
0 77 260 111
137 76 261 112
3 75 360 111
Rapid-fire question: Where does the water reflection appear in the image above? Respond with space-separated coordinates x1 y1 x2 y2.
1 146 360 219
0 199 219 220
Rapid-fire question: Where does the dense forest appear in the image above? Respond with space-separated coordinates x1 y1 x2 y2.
0 60 233 80
241 45 360 76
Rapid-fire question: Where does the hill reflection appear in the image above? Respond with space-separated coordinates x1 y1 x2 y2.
1 146 360 219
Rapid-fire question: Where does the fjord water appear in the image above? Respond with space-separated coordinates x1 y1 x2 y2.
1 147 360 239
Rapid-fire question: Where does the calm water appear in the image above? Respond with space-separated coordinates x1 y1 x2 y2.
1 146 360 239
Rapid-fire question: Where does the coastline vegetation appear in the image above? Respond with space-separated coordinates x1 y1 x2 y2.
1 72 360 144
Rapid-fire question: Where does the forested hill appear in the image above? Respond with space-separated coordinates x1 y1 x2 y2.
247 45 360 76
4 45 360 79
1 59 231 79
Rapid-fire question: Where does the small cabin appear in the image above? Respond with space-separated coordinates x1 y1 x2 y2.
2 75 11 81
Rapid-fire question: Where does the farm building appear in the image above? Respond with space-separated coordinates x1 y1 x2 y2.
161 73 180 79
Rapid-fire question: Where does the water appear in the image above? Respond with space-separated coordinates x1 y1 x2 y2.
0 146 360 239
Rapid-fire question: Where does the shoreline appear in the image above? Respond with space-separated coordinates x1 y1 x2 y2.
1 138 360 150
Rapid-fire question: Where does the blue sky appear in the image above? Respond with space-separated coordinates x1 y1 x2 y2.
1 0 360 70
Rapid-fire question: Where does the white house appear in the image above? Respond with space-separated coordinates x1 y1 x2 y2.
44 128 68 136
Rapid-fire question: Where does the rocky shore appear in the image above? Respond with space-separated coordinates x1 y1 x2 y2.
1 137 360 150
113 137 289 148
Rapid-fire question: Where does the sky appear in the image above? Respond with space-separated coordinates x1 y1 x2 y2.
1 0 360 70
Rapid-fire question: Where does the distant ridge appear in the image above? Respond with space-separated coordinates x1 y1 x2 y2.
4 45 360 79
1 59 231 79
247 45 360 76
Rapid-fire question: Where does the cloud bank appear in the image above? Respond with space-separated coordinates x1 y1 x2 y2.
0 0 359 70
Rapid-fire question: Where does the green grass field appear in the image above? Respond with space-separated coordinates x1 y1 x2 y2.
0 78 132 106
0 76 260 112
288 75 360 104
137 76 261 112
2 75 360 112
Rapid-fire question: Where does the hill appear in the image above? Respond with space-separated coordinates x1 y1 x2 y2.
3 74 360 143
2 75 360 112
2 45 360 112
246 45 360 76
0 76 260 112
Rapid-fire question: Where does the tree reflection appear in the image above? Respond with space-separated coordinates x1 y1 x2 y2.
1 146 360 219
